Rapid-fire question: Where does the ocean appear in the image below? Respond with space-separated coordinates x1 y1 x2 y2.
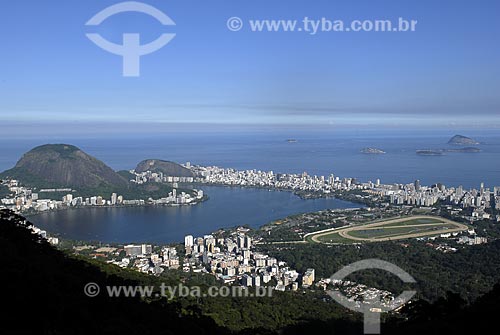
2 128 499 188
3 128 500 243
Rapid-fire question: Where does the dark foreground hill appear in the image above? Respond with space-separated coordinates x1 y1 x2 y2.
0 209 497 334
135 159 195 177
0 209 224 335
0 144 128 189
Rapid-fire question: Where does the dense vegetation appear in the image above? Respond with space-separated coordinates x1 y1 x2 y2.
1 209 498 334
0 183 11 198
257 239 500 302
135 159 195 177
0 210 225 334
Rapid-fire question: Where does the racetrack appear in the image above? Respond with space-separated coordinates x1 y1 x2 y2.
310 216 468 244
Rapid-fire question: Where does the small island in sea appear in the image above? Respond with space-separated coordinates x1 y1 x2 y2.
448 135 479 145
416 147 482 156
416 149 444 156
286 139 298 143
361 147 386 154
444 147 481 153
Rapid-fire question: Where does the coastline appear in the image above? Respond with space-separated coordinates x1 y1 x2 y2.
22 195 209 218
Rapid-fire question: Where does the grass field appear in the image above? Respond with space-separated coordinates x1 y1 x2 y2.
314 232 357 244
309 216 468 244
379 217 443 227
347 224 455 239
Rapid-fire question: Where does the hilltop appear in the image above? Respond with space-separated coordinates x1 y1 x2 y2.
0 144 128 189
135 159 195 177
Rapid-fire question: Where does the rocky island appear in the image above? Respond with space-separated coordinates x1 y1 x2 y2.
445 147 481 153
416 149 444 156
448 135 479 145
361 147 386 154
416 147 481 156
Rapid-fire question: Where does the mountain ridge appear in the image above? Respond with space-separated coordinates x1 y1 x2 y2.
0 144 128 189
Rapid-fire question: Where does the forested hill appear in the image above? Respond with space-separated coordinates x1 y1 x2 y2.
0 144 128 189
0 209 224 335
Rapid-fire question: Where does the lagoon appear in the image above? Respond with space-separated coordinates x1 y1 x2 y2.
30 186 359 243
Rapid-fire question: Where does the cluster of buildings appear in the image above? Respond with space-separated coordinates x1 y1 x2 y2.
378 181 499 222
31 226 59 246
384 180 442 207
106 244 180 275
457 235 488 245
0 182 134 212
192 166 363 194
0 211 61 246
131 170 195 186
190 165 500 222
151 188 204 205
0 179 202 213
326 279 405 310
183 228 315 291
415 227 488 251
4 162 499 223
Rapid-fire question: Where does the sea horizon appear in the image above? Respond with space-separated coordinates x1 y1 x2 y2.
2 127 499 189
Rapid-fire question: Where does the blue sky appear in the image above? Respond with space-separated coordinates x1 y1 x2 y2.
0 0 499 129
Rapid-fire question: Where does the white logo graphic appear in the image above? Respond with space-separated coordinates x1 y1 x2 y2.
327 259 416 334
85 1 176 77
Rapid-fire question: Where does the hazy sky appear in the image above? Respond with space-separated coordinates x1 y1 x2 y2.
0 0 499 129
